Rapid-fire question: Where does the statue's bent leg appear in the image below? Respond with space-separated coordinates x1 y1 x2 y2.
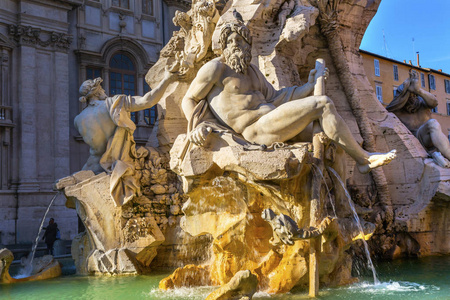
242 96 396 173
418 119 450 161
243 96 369 163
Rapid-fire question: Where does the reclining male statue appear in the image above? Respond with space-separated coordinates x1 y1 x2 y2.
181 20 396 174
387 70 450 168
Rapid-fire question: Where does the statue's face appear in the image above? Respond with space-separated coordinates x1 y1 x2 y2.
226 32 248 53
223 32 252 74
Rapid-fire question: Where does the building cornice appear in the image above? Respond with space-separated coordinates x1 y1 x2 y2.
359 49 450 77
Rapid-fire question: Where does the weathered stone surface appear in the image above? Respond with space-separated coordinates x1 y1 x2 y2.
59 145 206 274
159 264 212 289
62 171 164 275
163 134 375 293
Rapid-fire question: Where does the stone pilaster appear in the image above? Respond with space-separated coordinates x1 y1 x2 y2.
17 45 39 192
54 51 70 180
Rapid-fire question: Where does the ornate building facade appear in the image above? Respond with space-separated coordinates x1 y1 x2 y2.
0 0 189 246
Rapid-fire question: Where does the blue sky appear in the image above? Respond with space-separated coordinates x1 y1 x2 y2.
361 0 450 74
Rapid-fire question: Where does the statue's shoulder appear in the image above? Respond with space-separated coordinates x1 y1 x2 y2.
202 57 225 70
196 57 225 80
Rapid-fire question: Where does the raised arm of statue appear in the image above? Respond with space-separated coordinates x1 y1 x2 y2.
407 76 438 109
268 67 327 108
181 58 223 120
293 67 329 99
128 69 180 112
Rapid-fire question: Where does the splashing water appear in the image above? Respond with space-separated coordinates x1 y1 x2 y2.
327 167 380 285
343 280 440 296
310 164 337 218
17 191 61 278
148 286 216 299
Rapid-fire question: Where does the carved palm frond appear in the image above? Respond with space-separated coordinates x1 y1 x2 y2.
316 0 341 38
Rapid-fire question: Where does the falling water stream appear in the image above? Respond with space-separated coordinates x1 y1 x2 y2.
327 167 380 285
18 191 61 278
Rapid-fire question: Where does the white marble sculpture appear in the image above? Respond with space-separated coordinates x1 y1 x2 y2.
387 71 450 168
74 70 178 205
181 20 396 174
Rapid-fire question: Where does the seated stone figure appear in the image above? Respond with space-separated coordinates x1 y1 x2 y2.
181 20 396 174
74 69 178 205
387 71 450 168
75 70 177 173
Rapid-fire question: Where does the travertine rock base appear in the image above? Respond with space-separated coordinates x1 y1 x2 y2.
161 136 374 293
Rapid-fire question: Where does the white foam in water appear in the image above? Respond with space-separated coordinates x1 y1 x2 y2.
148 287 275 299
348 281 440 294
147 286 216 299
253 291 272 298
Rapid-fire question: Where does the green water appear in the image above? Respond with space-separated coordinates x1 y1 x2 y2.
1 256 449 300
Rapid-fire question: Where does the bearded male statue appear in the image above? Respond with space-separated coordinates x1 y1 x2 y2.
181 20 396 174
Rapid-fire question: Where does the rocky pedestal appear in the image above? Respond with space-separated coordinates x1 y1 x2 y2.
56 147 192 275
159 135 375 294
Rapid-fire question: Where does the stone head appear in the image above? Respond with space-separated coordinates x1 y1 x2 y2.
79 77 107 103
219 21 252 73
218 21 252 51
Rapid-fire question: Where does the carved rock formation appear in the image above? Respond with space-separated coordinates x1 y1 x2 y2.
145 0 450 261
161 136 374 293
57 147 191 275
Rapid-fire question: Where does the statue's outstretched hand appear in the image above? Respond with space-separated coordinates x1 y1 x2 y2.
164 69 185 83
323 67 329 82
308 68 329 85
189 125 212 147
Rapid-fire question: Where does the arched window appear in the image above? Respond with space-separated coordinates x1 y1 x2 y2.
109 53 137 122
109 53 136 96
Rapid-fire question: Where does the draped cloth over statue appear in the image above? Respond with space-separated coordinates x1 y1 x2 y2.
99 94 147 206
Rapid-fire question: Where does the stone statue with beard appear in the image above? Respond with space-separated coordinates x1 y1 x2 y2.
181 20 396 173
387 71 450 168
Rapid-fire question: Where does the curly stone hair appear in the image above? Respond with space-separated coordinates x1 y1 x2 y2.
218 21 252 51
78 77 103 103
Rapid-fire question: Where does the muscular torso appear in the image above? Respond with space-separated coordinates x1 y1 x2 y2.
206 59 275 133
394 107 432 134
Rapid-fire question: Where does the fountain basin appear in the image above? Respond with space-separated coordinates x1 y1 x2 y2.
0 256 448 299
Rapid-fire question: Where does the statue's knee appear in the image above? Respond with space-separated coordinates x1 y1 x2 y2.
317 96 333 107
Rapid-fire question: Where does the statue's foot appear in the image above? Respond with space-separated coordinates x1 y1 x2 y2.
431 152 450 168
357 149 397 174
